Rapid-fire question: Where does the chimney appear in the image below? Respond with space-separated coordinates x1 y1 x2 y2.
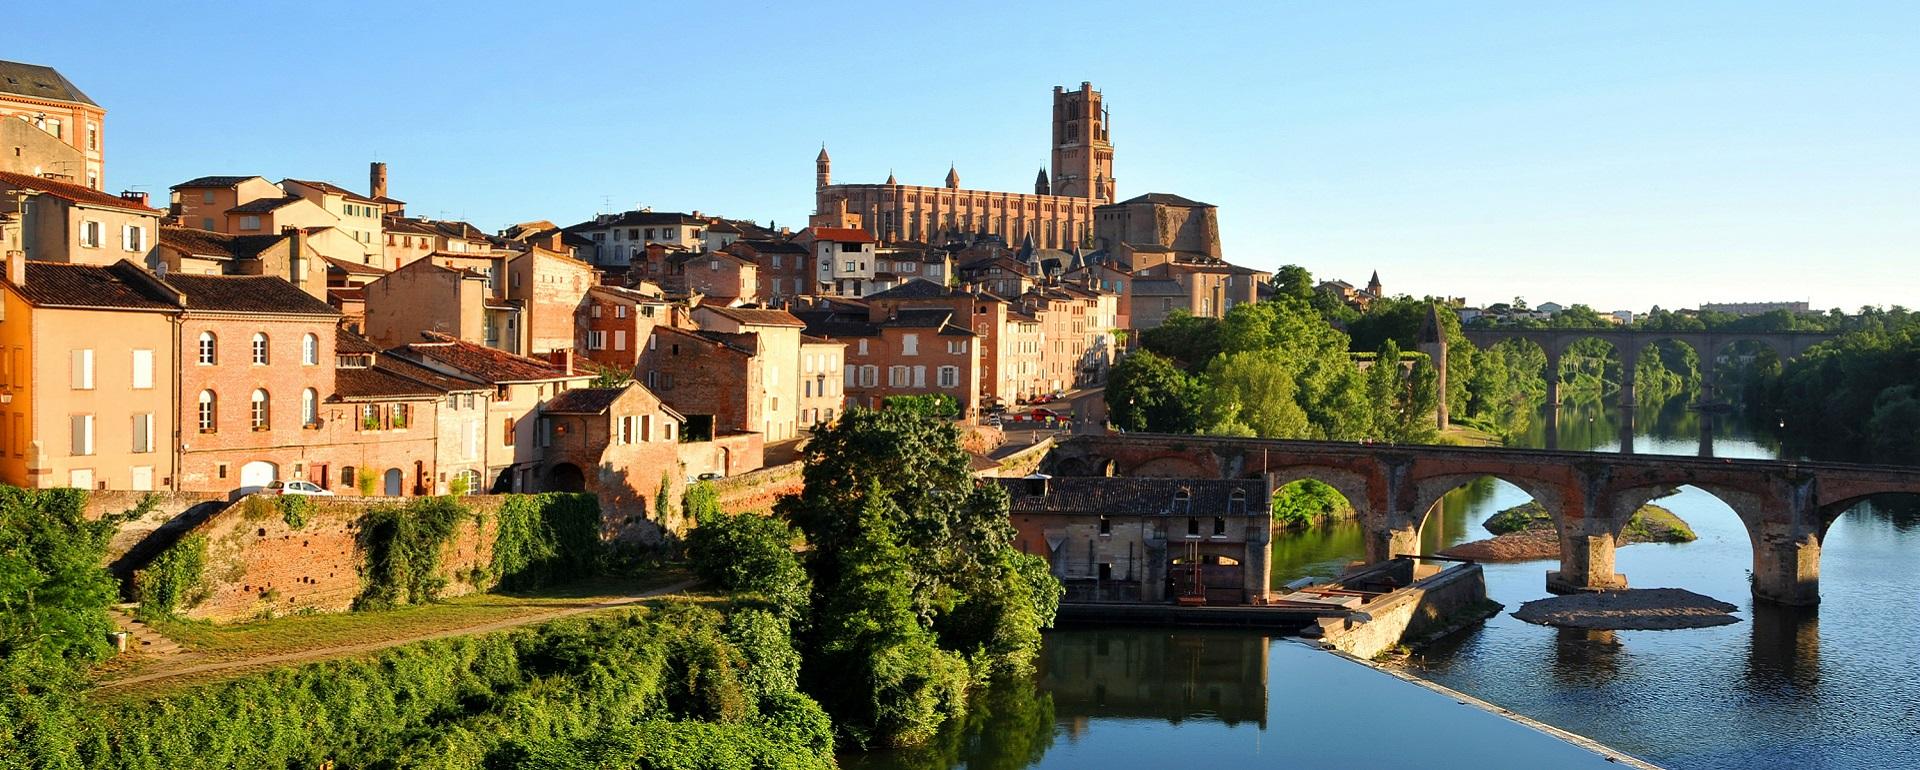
119 190 149 208
546 349 574 376
370 162 388 200
282 226 309 284
6 253 22 287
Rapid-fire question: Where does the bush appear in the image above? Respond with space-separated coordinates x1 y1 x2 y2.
354 497 468 610
687 512 809 624
490 493 602 591
134 534 207 621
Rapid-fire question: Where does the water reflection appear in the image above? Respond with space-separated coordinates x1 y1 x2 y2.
1039 630 1268 728
1550 628 1623 687
1743 603 1820 697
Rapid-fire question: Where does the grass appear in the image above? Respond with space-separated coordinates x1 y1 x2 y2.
90 571 702 702
1483 500 1697 544
1437 423 1503 447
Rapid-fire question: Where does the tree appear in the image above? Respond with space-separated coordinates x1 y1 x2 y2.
687 512 810 625
1203 350 1310 438
777 405 1061 747
1138 311 1222 370
1271 264 1315 300
1106 350 1200 433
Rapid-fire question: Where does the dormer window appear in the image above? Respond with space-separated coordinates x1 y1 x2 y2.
1173 489 1191 514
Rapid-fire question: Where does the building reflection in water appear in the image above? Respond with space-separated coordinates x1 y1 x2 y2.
1040 629 1269 731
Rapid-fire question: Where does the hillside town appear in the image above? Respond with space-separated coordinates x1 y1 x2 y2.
0 64 1282 540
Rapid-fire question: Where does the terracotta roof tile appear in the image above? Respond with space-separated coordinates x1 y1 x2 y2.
164 273 340 316
9 261 178 310
159 227 283 261
396 332 574 383
227 195 302 214
805 227 875 244
696 305 807 328
543 387 626 414
0 170 161 213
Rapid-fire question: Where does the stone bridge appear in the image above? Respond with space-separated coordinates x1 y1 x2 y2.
1457 327 1835 453
1042 433 1920 606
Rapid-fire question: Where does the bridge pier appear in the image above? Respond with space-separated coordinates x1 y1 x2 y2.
1617 348 1638 455
1698 411 1716 458
1363 520 1420 566
1546 532 1629 594
1753 530 1821 606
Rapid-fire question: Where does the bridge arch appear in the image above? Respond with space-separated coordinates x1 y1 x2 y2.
1130 454 1214 478
1265 466 1372 522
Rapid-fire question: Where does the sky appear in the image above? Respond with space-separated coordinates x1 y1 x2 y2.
12 1 1916 312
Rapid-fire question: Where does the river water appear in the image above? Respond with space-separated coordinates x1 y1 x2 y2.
853 396 1920 769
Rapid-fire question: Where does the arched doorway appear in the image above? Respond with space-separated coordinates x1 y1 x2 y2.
383 468 403 496
240 460 277 492
546 463 586 493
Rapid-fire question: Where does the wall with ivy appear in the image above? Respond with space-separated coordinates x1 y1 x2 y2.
132 493 607 623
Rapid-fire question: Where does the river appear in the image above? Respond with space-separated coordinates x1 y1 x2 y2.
853 395 1920 770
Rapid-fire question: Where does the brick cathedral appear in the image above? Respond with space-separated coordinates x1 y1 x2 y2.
814 82 1115 249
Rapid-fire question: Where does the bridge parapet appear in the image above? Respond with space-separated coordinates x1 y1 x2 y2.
1044 433 1920 606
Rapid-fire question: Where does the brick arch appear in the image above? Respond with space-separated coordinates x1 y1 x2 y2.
1408 471 1572 539
1266 466 1374 522
1604 481 1764 552
1129 454 1214 478
1815 490 1920 539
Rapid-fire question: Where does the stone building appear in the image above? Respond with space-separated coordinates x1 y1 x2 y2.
0 60 105 189
725 238 810 304
1001 476 1272 605
812 83 1114 249
385 332 593 493
0 170 159 266
692 306 807 441
154 226 326 299
1093 193 1221 260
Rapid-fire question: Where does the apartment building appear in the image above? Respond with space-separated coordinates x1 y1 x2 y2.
0 170 159 266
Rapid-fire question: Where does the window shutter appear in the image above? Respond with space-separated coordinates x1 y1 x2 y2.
131 350 153 389
70 414 93 456
133 413 152 453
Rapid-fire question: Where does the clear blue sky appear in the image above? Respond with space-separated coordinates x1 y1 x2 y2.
15 1 1916 312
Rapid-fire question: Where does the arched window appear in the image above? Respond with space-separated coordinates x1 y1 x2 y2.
197 390 216 432
197 331 217 365
301 388 318 426
250 389 269 429
302 333 318 365
251 332 269 365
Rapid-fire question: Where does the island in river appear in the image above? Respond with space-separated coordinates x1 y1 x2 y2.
1440 500 1696 562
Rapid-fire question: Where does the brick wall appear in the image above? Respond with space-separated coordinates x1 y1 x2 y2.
708 460 803 516
168 494 518 623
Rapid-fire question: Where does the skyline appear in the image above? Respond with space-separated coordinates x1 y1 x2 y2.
11 1 1916 312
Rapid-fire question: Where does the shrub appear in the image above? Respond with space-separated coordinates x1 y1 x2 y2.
134 534 207 621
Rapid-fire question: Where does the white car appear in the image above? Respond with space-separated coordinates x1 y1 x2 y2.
265 480 334 496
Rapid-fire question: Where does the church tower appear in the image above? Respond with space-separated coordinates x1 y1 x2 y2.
1050 82 1114 203
815 145 831 189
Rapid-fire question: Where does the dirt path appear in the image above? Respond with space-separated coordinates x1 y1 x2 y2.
94 578 700 692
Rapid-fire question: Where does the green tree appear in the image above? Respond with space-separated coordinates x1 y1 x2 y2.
1105 350 1200 433
688 512 810 625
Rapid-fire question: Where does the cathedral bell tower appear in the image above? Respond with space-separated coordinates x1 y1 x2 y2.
1050 82 1115 203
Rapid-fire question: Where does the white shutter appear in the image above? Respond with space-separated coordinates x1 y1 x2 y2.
913 366 926 388
71 349 94 389
131 349 154 389
133 413 152 453
71 414 93 456
614 330 626 350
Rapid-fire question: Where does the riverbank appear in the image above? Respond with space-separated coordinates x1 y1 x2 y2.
1441 501 1694 562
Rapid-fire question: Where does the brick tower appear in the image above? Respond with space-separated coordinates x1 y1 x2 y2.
1050 82 1114 203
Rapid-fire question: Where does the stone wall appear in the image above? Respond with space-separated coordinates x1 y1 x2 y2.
1310 560 1493 660
91 490 231 591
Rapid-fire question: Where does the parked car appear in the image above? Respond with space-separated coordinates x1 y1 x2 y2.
266 480 333 496
1026 407 1060 420
696 472 724 481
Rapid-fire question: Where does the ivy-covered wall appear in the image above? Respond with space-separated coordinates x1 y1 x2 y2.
133 493 603 623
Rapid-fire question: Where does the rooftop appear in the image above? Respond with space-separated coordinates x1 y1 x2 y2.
171 175 264 189
159 227 284 261
997 477 1268 516
543 387 627 415
696 305 807 328
0 170 160 214
0 60 97 107
396 331 576 383
164 273 340 316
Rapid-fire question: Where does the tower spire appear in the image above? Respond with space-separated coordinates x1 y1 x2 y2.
1035 167 1051 195
945 164 960 189
815 144 831 189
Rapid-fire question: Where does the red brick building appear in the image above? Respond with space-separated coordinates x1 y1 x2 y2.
576 284 677 371
171 273 343 493
725 238 810 304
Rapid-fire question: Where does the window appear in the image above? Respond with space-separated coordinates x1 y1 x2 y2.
87 121 98 151
844 261 856 272
70 349 94 390
302 333 318 365
1213 517 1228 536
857 339 868 356
198 390 216 432
301 389 318 426
197 331 216 364
122 225 145 252
946 340 967 355
132 350 153 389
240 215 261 230
250 389 269 429
391 403 409 429
132 413 153 453
502 417 516 446
937 366 959 388
79 220 102 248
341 466 355 487
590 304 602 319
251 333 269 364
588 331 606 350
1099 515 1111 535
201 217 215 230
1186 517 1200 537
859 365 878 387
70 414 94 456
901 334 919 356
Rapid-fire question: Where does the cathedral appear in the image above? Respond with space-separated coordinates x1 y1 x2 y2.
814 82 1115 249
